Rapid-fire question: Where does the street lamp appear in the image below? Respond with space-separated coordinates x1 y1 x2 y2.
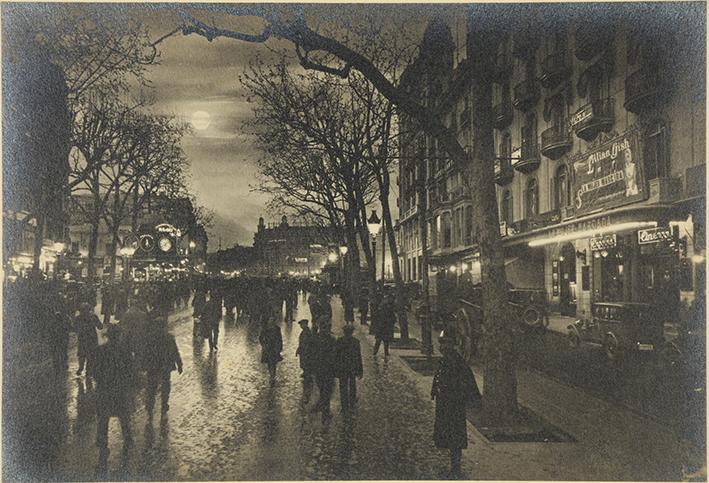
367 209 382 282
339 245 348 256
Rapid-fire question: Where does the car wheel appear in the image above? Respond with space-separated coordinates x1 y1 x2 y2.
567 329 581 349
604 333 620 361
521 306 542 327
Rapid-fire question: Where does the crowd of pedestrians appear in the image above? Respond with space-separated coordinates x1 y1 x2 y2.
6 272 477 479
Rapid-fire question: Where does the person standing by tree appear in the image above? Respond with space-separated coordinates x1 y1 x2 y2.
358 287 369 326
75 302 103 378
336 324 363 413
259 318 283 386
93 324 133 474
373 294 395 357
296 318 315 401
431 333 482 479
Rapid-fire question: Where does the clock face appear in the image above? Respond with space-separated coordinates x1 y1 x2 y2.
159 237 173 252
139 235 155 252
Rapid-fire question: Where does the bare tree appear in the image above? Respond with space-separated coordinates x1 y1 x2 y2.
167 4 516 425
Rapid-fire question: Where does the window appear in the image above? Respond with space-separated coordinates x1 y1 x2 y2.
525 178 539 218
554 164 571 209
644 121 670 180
522 113 537 159
501 190 513 224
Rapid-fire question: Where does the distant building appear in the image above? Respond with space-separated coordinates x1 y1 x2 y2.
253 215 342 276
207 245 257 274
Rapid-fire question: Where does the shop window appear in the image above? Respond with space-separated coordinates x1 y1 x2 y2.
501 190 513 224
525 178 539 219
554 164 571 209
643 120 670 180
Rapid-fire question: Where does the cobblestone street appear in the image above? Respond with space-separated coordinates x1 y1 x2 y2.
5 298 458 481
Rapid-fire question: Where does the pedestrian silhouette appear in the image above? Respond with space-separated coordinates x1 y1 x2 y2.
144 316 183 419
259 318 283 386
336 325 363 413
93 324 133 475
431 332 482 479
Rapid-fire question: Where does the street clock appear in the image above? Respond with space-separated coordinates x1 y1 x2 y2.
158 236 173 253
139 234 156 253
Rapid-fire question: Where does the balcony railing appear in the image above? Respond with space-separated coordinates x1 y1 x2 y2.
512 79 539 111
624 69 661 114
540 123 572 160
495 158 514 185
493 51 512 82
571 97 614 141
492 100 513 130
575 24 614 61
515 133 540 174
540 51 570 89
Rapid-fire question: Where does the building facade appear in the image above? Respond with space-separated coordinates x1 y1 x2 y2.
398 4 705 318
253 216 342 277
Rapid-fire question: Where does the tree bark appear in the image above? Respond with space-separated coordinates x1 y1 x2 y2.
87 219 100 280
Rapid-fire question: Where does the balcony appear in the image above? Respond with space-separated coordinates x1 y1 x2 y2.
492 100 513 130
450 186 471 202
575 24 613 61
493 52 512 82
495 159 514 185
624 69 661 114
515 135 540 174
512 31 539 59
571 98 614 141
512 79 539 111
540 123 572 159
540 51 570 89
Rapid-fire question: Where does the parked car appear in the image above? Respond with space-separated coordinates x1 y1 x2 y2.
567 302 662 360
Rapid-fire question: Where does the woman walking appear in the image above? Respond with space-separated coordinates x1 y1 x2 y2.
259 318 283 386
431 332 482 479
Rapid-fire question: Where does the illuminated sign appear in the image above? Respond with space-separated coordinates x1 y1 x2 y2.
570 104 593 128
294 257 308 263
571 131 646 216
156 223 177 234
638 226 673 245
590 234 617 251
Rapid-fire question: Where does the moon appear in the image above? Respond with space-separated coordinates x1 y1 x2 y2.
191 110 211 130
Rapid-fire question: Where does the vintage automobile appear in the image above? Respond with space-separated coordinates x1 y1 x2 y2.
567 302 662 360
435 286 548 363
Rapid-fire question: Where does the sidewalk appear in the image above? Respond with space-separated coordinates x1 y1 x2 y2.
354 304 705 480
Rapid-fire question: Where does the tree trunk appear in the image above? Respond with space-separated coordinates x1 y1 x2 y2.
465 47 517 426
87 218 100 280
417 151 432 354
380 183 409 340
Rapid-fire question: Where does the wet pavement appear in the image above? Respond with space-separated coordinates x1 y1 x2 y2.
4 296 453 481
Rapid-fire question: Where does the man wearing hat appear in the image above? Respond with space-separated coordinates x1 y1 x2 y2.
431 331 482 478
93 324 133 472
336 324 363 412
295 319 316 400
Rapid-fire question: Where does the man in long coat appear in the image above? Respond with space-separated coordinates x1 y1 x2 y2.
296 319 316 401
93 324 133 473
336 324 363 412
431 333 482 478
75 302 103 377
373 294 395 357
312 322 337 422
144 317 183 418
259 319 283 386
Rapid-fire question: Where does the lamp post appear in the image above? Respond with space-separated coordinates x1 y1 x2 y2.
367 210 382 283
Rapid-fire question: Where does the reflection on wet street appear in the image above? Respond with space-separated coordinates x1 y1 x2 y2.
4 298 450 481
